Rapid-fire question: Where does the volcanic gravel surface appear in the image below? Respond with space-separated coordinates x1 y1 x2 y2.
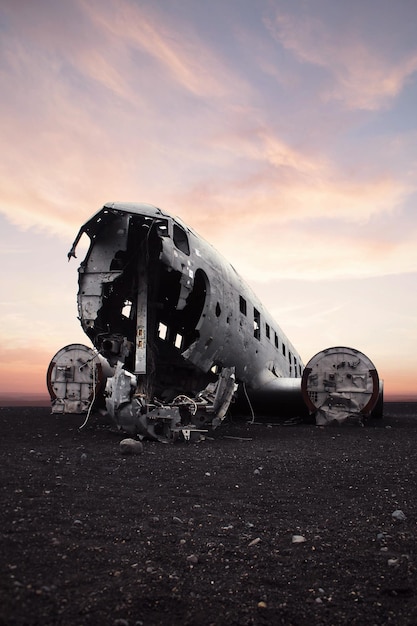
1 404 417 625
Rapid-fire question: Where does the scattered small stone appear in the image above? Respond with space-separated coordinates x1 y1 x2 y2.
186 554 199 564
248 537 261 547
80 453 87 462
119 438 143 455
315 597 323 604
257 601 267 609
392 509 406 521
173 516 183 524
292 535 306 544
114 619 129 626
388 558 399 567
73 519 83 526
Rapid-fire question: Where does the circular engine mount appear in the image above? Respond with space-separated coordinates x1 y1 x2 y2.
46 343 109 414
301 346 380 425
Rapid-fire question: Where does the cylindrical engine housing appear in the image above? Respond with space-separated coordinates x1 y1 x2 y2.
301 346 380 424
46 343 113 414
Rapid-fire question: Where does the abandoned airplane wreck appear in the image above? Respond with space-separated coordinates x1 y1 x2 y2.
47 202 382 440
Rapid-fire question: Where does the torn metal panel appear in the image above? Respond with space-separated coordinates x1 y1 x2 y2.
104 365 237 442
301 347 380 425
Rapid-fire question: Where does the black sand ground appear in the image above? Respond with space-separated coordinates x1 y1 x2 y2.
1 404 417 625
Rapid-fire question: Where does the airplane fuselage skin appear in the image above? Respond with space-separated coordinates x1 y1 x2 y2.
70 202 304 407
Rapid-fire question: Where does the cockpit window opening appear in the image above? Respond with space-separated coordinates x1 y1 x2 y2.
239 296 247 316
265 323 270 339
173 224 190 255
282 342 286 356
274 332 279 349
155 219 169 237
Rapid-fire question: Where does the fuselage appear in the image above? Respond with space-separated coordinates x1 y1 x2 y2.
70 202 304 403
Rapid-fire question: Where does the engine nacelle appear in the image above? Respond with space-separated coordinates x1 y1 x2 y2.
301 346 382 425
46 343 113 414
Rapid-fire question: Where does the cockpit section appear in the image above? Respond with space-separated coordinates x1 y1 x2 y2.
69 205 211 401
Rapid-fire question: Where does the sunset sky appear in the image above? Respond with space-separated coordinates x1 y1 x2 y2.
1 0 417 400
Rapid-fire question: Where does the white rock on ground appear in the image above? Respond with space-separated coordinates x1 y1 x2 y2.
119 438 144 455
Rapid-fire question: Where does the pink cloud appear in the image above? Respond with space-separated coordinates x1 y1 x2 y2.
79 0 247 100
174 128 411 236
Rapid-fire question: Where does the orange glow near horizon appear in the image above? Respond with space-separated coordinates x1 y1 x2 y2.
0 348 415 403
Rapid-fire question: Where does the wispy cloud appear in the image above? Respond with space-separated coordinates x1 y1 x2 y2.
266 11 417 110
176 126 412 232
212 220 417 282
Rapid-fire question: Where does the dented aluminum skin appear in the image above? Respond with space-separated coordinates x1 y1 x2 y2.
69 203 304 386
63 202 305 438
